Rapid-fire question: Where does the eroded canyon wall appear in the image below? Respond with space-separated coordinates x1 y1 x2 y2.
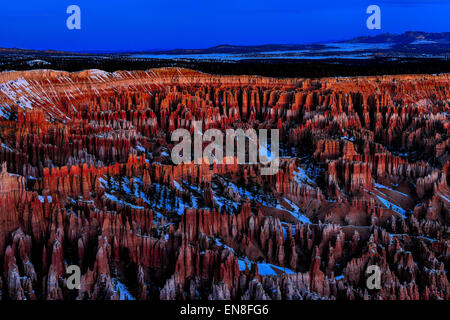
0 68 448 300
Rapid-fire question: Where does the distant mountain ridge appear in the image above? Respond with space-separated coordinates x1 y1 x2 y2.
346 31 450 44
140 31 450 55
0 31 449 56
148 43 326 55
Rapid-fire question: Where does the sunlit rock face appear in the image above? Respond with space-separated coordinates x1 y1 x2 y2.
0 68 448 300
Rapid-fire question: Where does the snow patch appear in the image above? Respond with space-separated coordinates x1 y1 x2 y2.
111 278 135 300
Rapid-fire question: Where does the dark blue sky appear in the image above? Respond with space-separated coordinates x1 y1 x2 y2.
0 0 449 52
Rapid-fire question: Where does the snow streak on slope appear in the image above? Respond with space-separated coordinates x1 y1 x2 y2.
0 68 213 121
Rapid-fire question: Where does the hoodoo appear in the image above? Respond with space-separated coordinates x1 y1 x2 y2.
0 68 448 300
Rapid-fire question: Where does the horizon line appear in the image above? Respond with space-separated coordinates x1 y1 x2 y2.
1 30 447 54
